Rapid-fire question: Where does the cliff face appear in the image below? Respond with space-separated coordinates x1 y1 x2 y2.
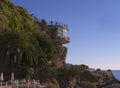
63 68 120 88
35 19 70 68
54 46 68 68
0 0 69 77
94 69 115 85
35 20 120 87
47 23 70 68
1 1 119 88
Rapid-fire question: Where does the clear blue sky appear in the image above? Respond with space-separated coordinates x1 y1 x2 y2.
12 0 120 70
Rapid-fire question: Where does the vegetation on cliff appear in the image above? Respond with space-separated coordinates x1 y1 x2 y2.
0 1 118 88
0 0 56 79
0 0 36 32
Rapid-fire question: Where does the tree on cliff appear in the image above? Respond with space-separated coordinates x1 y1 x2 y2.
0 0 56 76
0 31 40 67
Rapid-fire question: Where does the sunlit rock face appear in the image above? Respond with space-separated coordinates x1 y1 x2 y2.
36 20 70 68
47 23 70 68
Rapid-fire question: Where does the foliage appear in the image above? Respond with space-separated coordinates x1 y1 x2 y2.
0 0 37 33
0 0 57 74
80 71 99 82
19 66 34 79
47 65 100 87
0 14 9 32
36 35 56 66
0 31 39 68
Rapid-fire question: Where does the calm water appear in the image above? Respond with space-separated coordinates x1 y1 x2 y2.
112 70 120 81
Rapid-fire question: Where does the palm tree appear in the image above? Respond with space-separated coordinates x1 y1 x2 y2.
0 31 40 71
36 34 56 67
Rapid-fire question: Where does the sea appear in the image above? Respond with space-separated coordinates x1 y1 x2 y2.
112 70 120 81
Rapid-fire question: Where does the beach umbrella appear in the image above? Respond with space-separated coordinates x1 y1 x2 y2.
0 72 4 80
11 72 14 81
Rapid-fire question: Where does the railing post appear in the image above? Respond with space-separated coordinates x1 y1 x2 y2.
5 82 7 88
0 81 2 88
16 81 18 88
27 80 29 88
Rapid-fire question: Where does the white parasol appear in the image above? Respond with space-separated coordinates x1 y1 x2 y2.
0 72 4 80
11 72 14 81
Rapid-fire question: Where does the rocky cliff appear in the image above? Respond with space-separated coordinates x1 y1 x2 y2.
0 1 119 88
60 66 120 88
35 20 70 68
40 64 120 88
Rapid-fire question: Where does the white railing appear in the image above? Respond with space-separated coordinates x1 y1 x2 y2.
0 79 46 88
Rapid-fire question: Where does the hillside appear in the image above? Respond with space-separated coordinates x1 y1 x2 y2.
0 0 56 76
0 0 120 88
0 0 37 32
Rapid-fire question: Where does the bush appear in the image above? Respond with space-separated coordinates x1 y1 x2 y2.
20 66 34 79
80 71 99 82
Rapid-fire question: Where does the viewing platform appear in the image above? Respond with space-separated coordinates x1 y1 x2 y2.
48 21 70 44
